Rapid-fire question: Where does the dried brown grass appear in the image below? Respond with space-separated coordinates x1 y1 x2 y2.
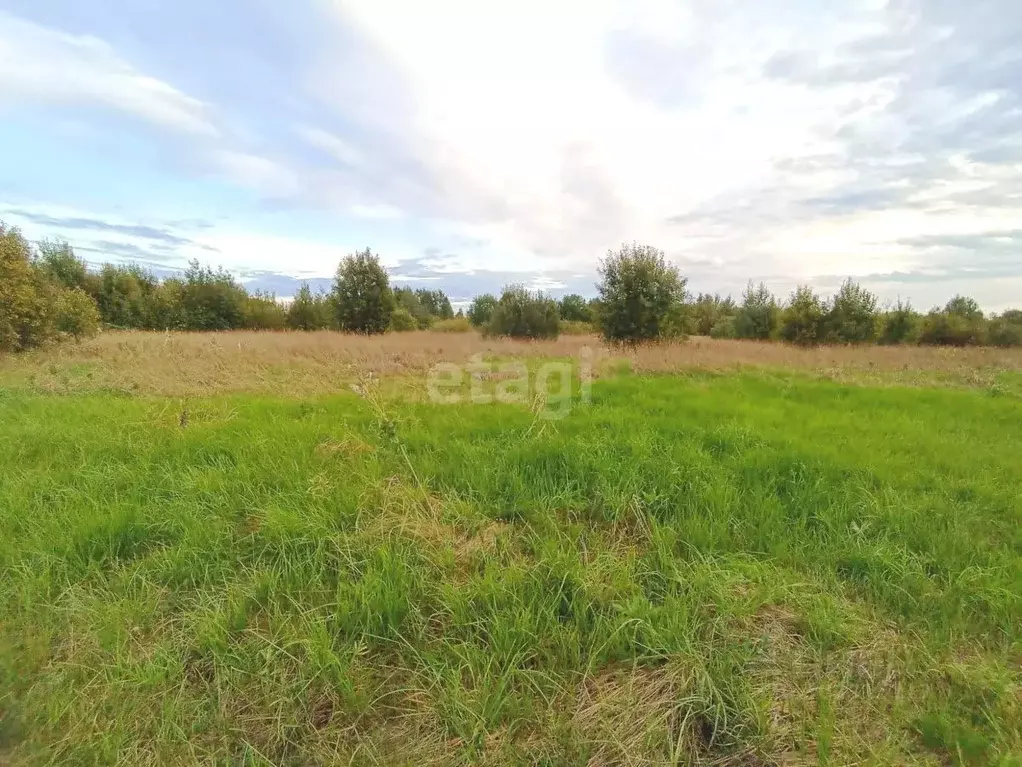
2 329 1021 396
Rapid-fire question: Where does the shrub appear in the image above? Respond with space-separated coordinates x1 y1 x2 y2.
918 296 988 347
389 307 418 332
989 319 1022 347
178 261 248 331
690 293 737 336
37 240 89 290
988 310 1022 347
432 317 472 333
558 294 592 323
0 224 57 352
467 294 498 327
734 282 780 340
394 287 433 329
54 287 101 339
596 242 687 343
415 289 454 320
709 315 738 339
243 291 286 330
286 283 333 330
332 248 394 334
779 285 826 346
93 264 158 328
487 285 560 339
824 278 879 343
879 299 920 345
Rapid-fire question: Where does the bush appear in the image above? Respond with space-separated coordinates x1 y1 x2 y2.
487 285 560 339
177 261 248 331
734 282 780 340
37 240 89 290
690 293 737 336
389 307 418 332
332 248 394 334
596 242 687 343
918 296 988 347
415 289 454 320
0 224 57 352
286 283 333 330
54 287 101 339
824 278 879 343
989 318 1022 347
709 315 738 339
243 291 286 330
879 299 919 345
558 294 592 323
92 263 158 328
467 294 498 327
432 317 472 333
779 285 826 346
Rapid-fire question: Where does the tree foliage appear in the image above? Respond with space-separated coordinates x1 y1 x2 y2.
596 243 687 342
332 248 394 334
487 285 560 339
734 282 780 340
468 294 498 327
779 286 826 346
824 278 879 343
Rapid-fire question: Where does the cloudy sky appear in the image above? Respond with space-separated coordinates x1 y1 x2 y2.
1 0 1020 309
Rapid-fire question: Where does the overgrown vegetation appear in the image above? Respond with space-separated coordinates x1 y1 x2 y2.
1 342 1020 764
3 220 1021 355
486 284 560 339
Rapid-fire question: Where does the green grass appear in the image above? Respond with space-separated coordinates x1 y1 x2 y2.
0 371 1020 765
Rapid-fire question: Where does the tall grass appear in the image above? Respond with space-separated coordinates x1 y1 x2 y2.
1 366 1020 764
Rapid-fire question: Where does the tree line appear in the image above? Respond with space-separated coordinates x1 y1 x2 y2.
2 222 1020 352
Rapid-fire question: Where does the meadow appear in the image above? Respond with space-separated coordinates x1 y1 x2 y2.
1 331 1021 765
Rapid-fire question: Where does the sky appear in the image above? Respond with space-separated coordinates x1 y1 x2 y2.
1 0 1020 310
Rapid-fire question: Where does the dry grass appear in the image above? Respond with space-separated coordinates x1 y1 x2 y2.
2 329 1021 396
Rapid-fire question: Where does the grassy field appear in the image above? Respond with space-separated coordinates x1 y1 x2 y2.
1 332 1021 765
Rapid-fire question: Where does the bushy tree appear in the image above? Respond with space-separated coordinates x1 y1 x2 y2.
389 307 418 331
824 278 879 343
332 248 394 334
243 291 286 330
487 285 560 339
92 264 155 328
467 294 498 328
689 293 737 336
558 294 592 323
177 261 247 330
416 289 454 320
734 282 780 340
37 240 89 291
0 224 57 352
54 287 101 339
779 285 826 346
596 242 687 342
918 295 988 347
286 283 332 330
989 313 1022 347
879 299 920 345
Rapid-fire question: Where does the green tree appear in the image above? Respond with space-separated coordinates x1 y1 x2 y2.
467 294 498 327
558 294 592 323
918 295 988 347
596 242 687 343
178 261 247 330
415 289 454 320
779 285 826 346
286 283 332 330
0 223 57 352
244 291 286 330
487 285 560 339
54 287 101 339
332 248 394 334
824 278 879 343
734 282 780 340
879 299 919 345
37 240 89 291
389 307 418 332
689 293 737 336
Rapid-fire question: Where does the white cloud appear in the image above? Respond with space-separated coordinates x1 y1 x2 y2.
0 11 217 136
